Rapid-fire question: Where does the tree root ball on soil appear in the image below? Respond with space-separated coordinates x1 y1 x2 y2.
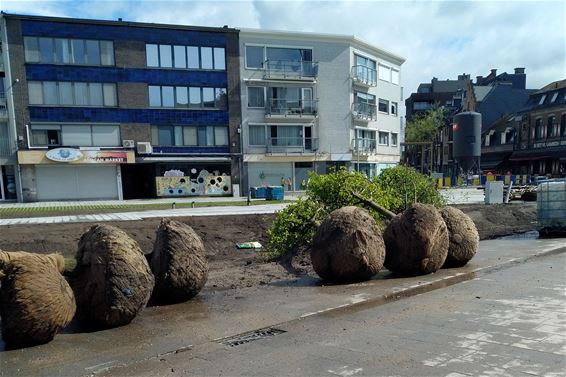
0 251 76 348
384 203 449 276
439 206 479 267
149 219 208 305
310 206 385 282
70 224 154 329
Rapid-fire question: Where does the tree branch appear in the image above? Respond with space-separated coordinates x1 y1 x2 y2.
351 192 397 220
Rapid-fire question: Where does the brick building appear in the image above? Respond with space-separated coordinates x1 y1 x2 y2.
0 13 241 201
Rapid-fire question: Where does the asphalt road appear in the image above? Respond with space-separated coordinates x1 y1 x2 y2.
103 250 566 377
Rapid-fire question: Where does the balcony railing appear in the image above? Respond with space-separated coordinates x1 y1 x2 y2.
266 99 318 117
351 65 377 87
263 60 318 80
266 137 318 153
351 139 377 155
0 137 13 158
351 102 377 121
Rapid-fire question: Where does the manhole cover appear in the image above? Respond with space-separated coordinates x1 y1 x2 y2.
220 328 286 347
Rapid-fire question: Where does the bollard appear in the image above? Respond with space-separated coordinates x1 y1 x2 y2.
191 201 195 208
172 202 176 209
247 188 251 206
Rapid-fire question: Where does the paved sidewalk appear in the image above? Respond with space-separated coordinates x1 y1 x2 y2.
0 203 290 226
0 236 564 376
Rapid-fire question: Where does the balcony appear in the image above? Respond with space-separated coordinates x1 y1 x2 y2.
351 139 377 155
351 65 377 87
265 99 318 118
351 102 377 121
266 137 319 154
0 137 13 159
263 60 318 81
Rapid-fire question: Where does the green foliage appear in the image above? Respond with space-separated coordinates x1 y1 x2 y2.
265 198 321 259
265 166 444 259
378 165 444 213
405 107 447 143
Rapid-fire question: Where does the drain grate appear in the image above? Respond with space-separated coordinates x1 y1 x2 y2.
220 328 286 347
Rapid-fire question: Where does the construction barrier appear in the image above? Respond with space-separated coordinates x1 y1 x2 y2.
438 175 532 188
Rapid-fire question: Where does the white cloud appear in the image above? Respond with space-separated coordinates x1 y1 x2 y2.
2 0 564 96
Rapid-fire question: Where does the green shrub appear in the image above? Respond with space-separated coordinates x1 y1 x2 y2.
264 166 443 259
264 198 321 259
378 165 444 213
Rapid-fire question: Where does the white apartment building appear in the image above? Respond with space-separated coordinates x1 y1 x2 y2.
239 29 405 191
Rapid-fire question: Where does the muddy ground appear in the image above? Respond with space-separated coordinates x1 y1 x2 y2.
0 203 537 290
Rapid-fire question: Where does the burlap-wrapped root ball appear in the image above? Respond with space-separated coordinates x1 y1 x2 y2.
0 251 75 348
384 203 449 276
439 206 479 267
70 224 154 329
149 219 208 305
311 206 385 282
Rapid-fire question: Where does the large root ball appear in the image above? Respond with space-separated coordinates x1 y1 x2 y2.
311 206 385 282
149 219 208 305
439 206 479 267
0 251 75 348
384 203 449 276
71 224 154 328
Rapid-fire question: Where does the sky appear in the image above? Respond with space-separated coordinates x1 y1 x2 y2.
2 0 565 103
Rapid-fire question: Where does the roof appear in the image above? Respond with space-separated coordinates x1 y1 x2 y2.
240 28 406 65
479 85 535 130
521 81 566 112
473 86 493 103
431 78 469 93
0 12 239 34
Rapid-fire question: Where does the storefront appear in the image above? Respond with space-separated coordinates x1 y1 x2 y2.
17 148 135 202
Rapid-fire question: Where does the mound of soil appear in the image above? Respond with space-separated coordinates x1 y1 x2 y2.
0 203 537 290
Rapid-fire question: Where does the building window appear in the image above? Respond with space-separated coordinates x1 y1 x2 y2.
25 37 114 66
28 81 117 107
391 102 398 116
148 86 227 109
378 131 389 145
550 92 559 103
391 132 398 146
547 116 556 137
391 69 400 85
246 46 264 68
538 95 547 105
378 64 390 82
561 114 566 137
146 44 225 70
378 98 389 113
247 87 265 108
535 118 543 139
249 125 266 146
354 54 377 84
413 101 431 111
30 124 120 147
151 125 228 146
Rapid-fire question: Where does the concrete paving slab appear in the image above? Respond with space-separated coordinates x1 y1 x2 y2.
0 237 564 376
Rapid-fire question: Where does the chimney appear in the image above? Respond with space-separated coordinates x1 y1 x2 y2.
490 69 497 76
476 75 483 84
514 67 525 74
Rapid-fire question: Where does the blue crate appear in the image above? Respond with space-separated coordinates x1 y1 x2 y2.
266 186 284 201
250 187 267 199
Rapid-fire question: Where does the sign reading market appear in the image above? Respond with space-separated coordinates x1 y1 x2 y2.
18 148 135 165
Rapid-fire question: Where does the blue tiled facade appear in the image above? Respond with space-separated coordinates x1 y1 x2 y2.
22 19 231 131
26 65 228 87
21 20 226 46
29 107 229 125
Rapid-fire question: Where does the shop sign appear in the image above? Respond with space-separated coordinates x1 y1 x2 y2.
18 150 135 165
46 148 84 162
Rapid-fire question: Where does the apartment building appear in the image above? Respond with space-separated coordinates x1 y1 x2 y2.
0 13 241 202
239 29 405 190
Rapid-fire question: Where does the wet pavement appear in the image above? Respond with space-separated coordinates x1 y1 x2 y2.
0 237 564 376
